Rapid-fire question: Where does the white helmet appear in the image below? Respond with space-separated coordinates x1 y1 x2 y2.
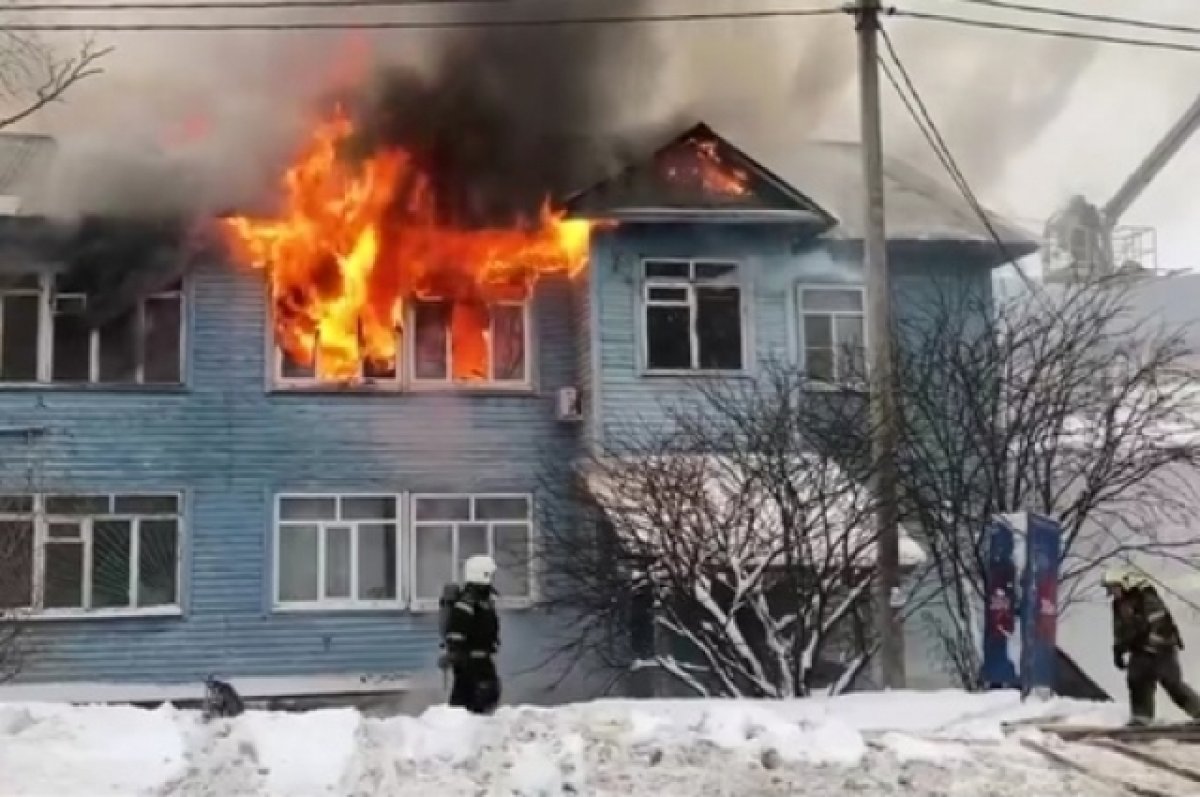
463 555 497 586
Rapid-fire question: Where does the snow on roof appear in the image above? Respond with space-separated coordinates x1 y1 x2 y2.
0 134 56 213
737 139 1037 250
584 453 926 569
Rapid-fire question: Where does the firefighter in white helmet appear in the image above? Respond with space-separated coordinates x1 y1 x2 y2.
1103 567 1200 725
439 554 501 714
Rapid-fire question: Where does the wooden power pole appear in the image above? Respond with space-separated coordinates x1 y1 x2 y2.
855 0 905 689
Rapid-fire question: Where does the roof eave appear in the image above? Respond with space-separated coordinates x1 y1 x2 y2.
567 206 833 226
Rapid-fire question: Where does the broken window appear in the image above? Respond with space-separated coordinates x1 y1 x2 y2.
0 275 42 382
275 494 399 607
798 286 867 383
411 299 528 385
45 276 185 385
0 493 181 613
642 260 743 372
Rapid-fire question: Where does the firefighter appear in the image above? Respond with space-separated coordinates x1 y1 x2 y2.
1103 568 1200 725
440 554 502 715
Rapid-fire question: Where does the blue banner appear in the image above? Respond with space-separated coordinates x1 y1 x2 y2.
981 517 1019 689
1020 513 1061 695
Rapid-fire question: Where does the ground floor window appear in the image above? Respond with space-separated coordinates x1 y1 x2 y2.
0 493 181 614
274 494 400 608
411 494 533 608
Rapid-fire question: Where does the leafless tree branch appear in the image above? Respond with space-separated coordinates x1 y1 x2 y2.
0 32 109 131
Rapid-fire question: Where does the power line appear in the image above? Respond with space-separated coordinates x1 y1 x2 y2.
877 22 1039 290
0 0 577 12
895 10 1200 55
948 0 1200 39
0 6 843 30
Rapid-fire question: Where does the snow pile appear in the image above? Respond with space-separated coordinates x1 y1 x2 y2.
0 690 1125 796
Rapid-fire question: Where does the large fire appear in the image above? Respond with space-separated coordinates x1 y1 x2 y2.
222 108 593 382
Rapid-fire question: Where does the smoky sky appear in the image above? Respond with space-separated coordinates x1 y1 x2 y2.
15 0 1200 227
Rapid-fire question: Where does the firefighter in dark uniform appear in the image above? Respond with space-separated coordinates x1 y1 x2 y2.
1104 568 1200 725
441 554 502 715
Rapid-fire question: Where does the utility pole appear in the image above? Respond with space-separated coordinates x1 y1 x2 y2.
854 0 905 689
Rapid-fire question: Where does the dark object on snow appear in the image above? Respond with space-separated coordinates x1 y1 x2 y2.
1054 647 1111 702
203 676 245 720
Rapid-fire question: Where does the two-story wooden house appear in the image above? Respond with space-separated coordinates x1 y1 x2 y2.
0 123 1035 704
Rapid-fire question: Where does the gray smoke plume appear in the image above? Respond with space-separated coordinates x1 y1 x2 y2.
14 0 1200 226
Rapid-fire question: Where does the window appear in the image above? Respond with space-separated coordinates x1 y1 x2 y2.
642 259 743 372
798 286 866 383
0 493 181 614
0 273 184 385
275 494 399 608
411 494 533 607
271 297 530 389
410 299 529 385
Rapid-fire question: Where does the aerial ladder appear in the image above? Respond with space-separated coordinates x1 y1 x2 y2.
1044 91 1200 282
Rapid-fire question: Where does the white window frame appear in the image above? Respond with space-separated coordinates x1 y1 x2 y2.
640 258 747 375
0 492 184 620
409 492 535 612
267 296 535 392
407 298 534 390
796 284 868 387
273 492 404 611
0 272 187 387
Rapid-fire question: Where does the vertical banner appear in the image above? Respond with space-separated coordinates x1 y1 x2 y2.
981 517 1019 689
1021 513 1062 696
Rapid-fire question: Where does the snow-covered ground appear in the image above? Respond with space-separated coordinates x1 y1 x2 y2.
0 690 1132 796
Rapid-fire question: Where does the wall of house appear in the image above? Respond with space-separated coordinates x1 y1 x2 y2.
0 259 599 704
587 222 997 691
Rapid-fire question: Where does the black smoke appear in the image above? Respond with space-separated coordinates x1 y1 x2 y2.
339 5 679 226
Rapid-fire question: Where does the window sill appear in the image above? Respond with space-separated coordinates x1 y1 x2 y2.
640 369 751 379
272 601 407 614
269 382 402 395
11 606 183 622
801 380 869 395
268 383 537 397
409 598 535 613
0 382 188 394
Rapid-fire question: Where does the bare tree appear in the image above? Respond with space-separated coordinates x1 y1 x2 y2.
536 366 909 698
0 496 33 682
0 30 108 131
888 275 1200 688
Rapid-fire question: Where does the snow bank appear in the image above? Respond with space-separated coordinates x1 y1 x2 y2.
0 690 1121 796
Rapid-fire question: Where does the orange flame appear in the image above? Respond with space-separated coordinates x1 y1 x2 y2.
222 107 594 382
662 137 749 197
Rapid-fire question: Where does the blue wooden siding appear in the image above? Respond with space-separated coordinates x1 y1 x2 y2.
590 223 995 443
0 259 581 691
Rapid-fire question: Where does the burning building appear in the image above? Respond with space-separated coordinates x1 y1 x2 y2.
0 99 1036 701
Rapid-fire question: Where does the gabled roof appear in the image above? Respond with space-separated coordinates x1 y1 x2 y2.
737 138 1037 254
564 123 837 228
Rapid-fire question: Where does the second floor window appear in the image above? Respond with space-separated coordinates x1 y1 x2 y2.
411 299 528 385
642 259 744 373
798 286 866 384
0 274 184 386
272 297 531 389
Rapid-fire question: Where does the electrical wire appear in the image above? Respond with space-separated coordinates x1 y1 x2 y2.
894 10 1200 55
0 0 647 12
948 0 1200 39
877 23 1040 290
0 6 843 30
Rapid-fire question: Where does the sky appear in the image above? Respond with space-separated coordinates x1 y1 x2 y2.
7 0 1200 271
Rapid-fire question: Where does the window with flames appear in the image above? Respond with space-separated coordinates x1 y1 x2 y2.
274 296 530 388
